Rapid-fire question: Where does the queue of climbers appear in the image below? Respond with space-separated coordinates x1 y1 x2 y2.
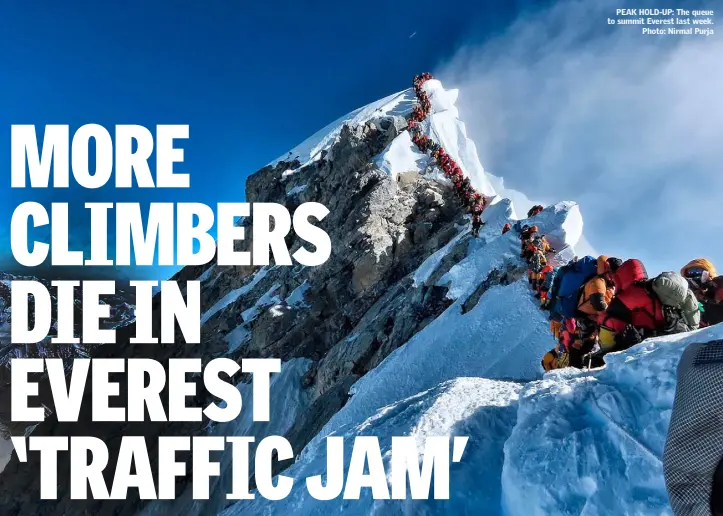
518 230 723 371
406 73 723 372
409 73 490 238
518 223 557 310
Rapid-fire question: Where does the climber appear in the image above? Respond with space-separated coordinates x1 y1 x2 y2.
517 224 530 241
677 258 723 327
538 265 557 309
681 258 717 296
700 277 723 326
691 274 723 326
597 259 665 352
648 270 701 334
528 247 548 291
562 317 600 369
471 214 484 238
576 256 622 319
542 346 566 372
681 259 719 299
502 223 512 235
550 317 563 340
542 317 602 371
542 318 571 372
559 256 621 368
519 224 535 240
532 234 554 255
548 255 599 321
527 205 544 218
520 225 539 260
470 192 483 211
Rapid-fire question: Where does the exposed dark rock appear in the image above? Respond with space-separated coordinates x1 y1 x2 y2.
461 264 528 314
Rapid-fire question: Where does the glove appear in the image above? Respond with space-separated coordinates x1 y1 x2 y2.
616 324 645 349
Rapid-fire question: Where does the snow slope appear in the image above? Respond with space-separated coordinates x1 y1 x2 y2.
141 358 313 516
222 378 521 516
299 201 582 454
200 267 271 325
503 325 723 515
269 89 417 173
223 327 722 516
374 130 429 181
218 193 607 515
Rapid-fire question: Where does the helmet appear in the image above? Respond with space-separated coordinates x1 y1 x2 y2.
681 259 717 279
542 351 557 372
607 257 623 272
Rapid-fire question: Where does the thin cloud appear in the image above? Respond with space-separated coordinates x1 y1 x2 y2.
437 0 723 274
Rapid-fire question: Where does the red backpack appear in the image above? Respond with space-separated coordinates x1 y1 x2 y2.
618 285 665 330
613 259 648 292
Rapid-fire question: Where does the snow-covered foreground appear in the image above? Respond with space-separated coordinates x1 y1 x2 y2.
221 325 722 516
504 325 723 515
222 378 522 516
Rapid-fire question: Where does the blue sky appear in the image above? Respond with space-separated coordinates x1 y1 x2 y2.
0 0 528 279
1 0 720 280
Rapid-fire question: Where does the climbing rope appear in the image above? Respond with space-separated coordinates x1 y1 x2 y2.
407 73 489 233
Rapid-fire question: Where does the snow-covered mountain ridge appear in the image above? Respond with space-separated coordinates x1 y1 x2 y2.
152 77 721 516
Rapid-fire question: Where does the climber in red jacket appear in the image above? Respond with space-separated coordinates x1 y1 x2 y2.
520 226 539 261
527 205 544 218
598 259 665 351
502 223 512 235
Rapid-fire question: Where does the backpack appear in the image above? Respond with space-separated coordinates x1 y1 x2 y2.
651 272 700 331
660 305 694 334
530 252 547 274
551 256 599 319
613 259 648 292
532 235 549 253
548 264 571 316
651 272 688 306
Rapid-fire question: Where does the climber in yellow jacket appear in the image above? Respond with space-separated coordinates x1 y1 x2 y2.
577 256 622 318
577 256 623 351
681 258 723 327
681 258 717 301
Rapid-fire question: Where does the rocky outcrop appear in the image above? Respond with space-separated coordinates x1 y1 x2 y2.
0 272 136 439
194 117 468 374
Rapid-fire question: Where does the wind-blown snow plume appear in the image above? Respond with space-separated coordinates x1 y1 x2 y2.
437 0 723 274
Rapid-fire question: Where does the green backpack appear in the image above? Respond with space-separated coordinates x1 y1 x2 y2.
651 272 700 330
